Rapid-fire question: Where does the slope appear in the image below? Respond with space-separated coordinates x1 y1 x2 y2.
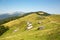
0 12 60 40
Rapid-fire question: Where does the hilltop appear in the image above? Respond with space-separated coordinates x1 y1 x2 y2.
0 11 60 40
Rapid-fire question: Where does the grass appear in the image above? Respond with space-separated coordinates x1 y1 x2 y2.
0 13 60 40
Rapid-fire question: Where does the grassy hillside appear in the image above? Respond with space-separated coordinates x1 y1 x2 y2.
0 12 60 40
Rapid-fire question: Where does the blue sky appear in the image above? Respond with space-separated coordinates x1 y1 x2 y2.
0 0 60 14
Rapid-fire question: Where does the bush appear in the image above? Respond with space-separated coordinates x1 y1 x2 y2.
0 25 9 36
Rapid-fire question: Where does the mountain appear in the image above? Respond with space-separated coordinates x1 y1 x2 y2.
0 12 24 25
0 11 60 40
12 12 24 16
0 12 24 19
0 13 10 19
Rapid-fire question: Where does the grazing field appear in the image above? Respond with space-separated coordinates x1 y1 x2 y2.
0 12 60 40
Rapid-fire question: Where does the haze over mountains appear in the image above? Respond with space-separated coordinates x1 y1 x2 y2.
0 12 24 19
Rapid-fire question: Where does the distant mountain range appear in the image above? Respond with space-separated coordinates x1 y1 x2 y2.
0 12 24 19
0 14 9 19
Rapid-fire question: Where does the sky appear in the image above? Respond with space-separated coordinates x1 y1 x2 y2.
0 0 60 14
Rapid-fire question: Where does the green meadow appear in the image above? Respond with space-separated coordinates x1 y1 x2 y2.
0 12 60 40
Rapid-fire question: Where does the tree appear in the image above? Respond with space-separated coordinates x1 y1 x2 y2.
0 25 9 36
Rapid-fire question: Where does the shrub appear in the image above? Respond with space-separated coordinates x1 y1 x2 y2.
0 25 9 36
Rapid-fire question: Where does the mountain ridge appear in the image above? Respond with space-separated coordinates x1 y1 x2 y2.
0 11 60 40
